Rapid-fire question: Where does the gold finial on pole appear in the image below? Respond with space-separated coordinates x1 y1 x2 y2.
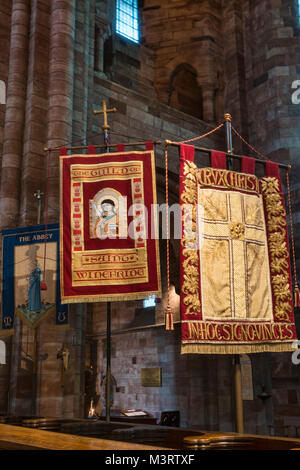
34 189 44 225
93 100 117 132
224 113 233 155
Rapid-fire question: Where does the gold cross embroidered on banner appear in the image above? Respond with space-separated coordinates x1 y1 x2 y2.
198 188 273 322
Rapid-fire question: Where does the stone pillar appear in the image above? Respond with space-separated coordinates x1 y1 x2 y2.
222 0 248 152
95 18 110 74
72 0 93 142
202 84 216 123
47 0 75 222
0 0 12 173
0 0 30 229
19 0 51 226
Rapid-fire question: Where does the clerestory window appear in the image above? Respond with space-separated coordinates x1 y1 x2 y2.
116 0 139 43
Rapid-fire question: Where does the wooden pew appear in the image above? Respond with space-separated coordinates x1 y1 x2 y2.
1 417 300 450
0 423 170 450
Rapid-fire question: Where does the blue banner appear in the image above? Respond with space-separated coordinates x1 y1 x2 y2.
1 224 68 331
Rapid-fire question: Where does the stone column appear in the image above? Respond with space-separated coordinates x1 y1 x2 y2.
0 1 12 173
72 0 92 143
0 0 30 229
19 0 51 226
94 18 111 74
202 84 216 123
222 0 248 152
47 0 75 222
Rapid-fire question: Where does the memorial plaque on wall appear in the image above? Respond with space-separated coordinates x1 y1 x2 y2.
141 367 162 387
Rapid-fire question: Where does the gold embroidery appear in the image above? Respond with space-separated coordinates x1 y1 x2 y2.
196 168 260 194
181 161 201 315
261 177 280 194
261 177 292 322
229 222 245 240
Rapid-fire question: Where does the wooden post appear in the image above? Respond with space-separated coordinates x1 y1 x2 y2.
234 355 244 433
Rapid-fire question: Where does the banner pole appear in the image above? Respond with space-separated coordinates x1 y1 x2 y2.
104 125 111 423
93 101 117 423
106 300 111 422
31 192 44 416
164 140 291 170
224 113 233 169
224 113 244 434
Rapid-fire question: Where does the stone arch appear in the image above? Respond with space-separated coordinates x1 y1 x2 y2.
0 80 6 104
94 18 112 74
168 63 203 119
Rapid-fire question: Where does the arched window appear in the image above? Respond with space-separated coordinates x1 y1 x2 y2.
168 64 203 119
0 80 6 105
116 0 139 43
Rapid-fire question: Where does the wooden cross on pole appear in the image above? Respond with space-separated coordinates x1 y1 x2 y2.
93 100 117 133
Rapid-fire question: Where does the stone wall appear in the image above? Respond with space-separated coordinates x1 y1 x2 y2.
96 325 234 431
0 0 225 421
242 0 300 275
0 0 300 434
142 0 225 122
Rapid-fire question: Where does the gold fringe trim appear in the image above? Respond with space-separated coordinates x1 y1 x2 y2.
181 342 297 355
61 291 162 304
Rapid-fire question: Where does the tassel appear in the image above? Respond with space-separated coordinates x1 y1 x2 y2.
40 281 48 291
164 145 174 332
295 286 300 308
165 306 174 331
286 171 300 309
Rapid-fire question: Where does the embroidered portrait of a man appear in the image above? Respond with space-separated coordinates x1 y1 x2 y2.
89 188 128 240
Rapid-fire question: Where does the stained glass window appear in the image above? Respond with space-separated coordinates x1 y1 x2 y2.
116 0 139 43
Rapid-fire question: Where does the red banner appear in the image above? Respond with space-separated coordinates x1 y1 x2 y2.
180 144 297 354
60 148 161 303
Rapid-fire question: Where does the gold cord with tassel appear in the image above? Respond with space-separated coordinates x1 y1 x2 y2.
286 169 300 307
164 145 174 330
